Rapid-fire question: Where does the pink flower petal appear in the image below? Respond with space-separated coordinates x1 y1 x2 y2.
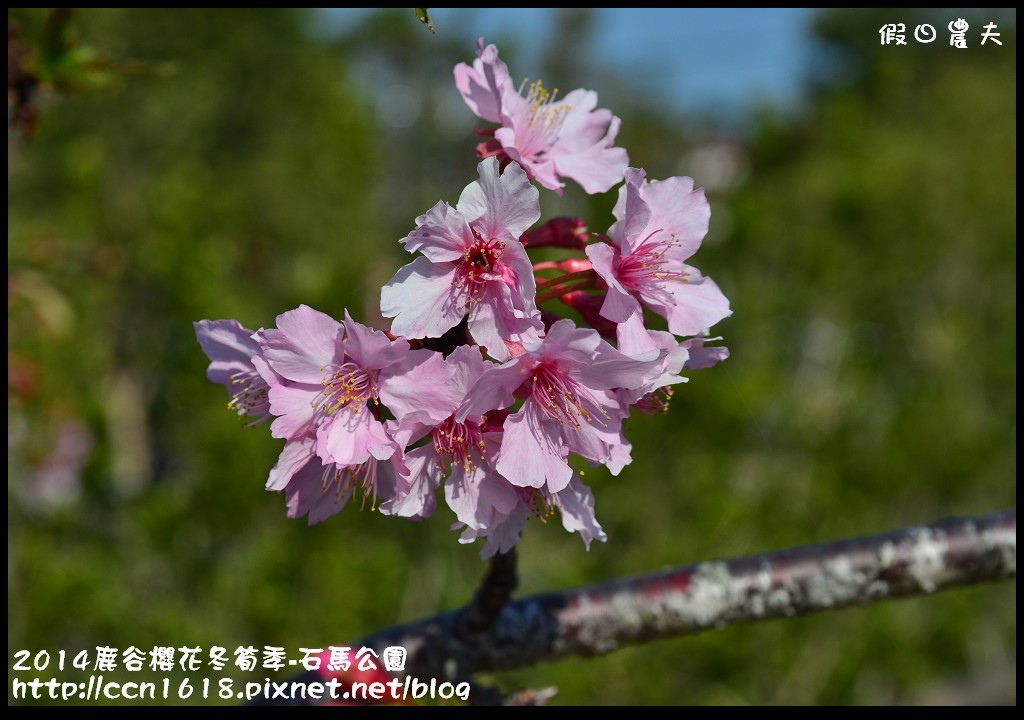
381 257 466 340
457 158 540 242
259 305 342 385
496 404 573 493
401 200 474 263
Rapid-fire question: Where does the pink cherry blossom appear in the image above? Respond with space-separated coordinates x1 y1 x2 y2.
381 345 519 530
459 319 660 493
254 305 412 467
194 319 270 426
456 475 606 558
586 167 732 338
381 157 544 361
455 39 628 196
193 37 740 557
266 435 402 526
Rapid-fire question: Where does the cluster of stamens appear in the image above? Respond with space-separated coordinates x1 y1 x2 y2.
313 360 377 416
531 362 609 431
523 488 557 523
523 79 569 128
227 371 270 426
432 416 486 476
617 229 689 293
453 234 505 307
515 78 572 158
320 460 380 511
636 386 674 416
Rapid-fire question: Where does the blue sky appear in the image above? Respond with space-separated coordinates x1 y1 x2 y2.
329 8 819 118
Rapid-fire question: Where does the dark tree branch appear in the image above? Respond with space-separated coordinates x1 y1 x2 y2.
256 509 1015 705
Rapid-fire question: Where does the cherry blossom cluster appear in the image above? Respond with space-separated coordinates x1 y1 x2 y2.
195 40 731 557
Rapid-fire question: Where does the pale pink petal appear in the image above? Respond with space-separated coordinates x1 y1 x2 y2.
615 330 690 408
598 282 634 327
643 273 732 337
381 446 439 520
385 416 430 452
194 319 259 385
554 477 607 549
453 40 509 124
401 200 474 263
341 310 409 371
494 240 539 315
457 158 540 242
316 409 395 467
370 455 400 505
250 355 276 385
682 336 730 369
549 90 602 149
284 456 344 524
537 319 602 366
609 167 648 229
387 344 492 431
498 135 563 194
378 348 463 425
587 243 642 324
607 175 654 254
615 313 659 356
578 341 661 391
562 418 613 467
258 305 342 384
445 459 518 530
468 281 543 362
554 143 630 196
266 435 316 492
634 330 690 391
459 505 529 558
604 433 633 475
550 102 629 194
637 176 710 261
496 404 573 492
445 344 492 399
457 355 531 420
266 383 319 440
381 257 467 340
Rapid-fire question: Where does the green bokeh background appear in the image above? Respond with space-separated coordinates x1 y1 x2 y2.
8 8 1015 705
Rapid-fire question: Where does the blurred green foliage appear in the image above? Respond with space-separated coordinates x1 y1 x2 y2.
8 8 1015 705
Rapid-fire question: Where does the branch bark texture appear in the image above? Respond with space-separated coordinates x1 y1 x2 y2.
268 510 1016 703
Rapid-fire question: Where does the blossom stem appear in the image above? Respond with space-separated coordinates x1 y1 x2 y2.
534 269 599 304
535 269 596 288
535 278 597 305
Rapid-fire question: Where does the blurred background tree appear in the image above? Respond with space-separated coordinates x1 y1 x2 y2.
8 8 1015 705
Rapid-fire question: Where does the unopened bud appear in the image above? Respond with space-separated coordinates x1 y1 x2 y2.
557 290 616 340
521 217 589 251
